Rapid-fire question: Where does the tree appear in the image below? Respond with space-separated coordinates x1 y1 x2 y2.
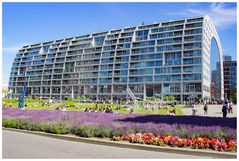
169 96 175 102
151 96 156 101
2 89 8 99
81 95 87 102
65 96 73 101
163 96 169 102
232 93 237 104
2 89 8 94
76 96 81 101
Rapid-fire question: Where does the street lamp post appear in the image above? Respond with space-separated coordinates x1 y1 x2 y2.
18 77 28 109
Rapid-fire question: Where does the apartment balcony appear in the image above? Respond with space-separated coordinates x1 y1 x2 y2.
83 56 101 60
116 52 130 56
32 91 41 94
100 73 112 77
16 55 23 58
99 80 112 84
81 74 98 78
114 73 128 76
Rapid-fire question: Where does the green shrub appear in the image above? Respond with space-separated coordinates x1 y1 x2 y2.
112 129 127 137
17 120 31 130
127 128 136 134
214 129 225 138
3 118 113 139
191 132 201 138
74 125 98 137
96 127 112 138
3 118 70 134
45 124 70 134
25 122 48 132
178 130 189 138
232 93 237 104
169 96 175 102
3 118 32 130
74 125 112 138
65 96 73 101
63 101 76 108
3 118 19 128
76 96 81 101
163 96 169 102
81 95 86 102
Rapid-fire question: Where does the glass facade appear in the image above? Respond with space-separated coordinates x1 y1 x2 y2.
223 57 237 99
8 16 224 101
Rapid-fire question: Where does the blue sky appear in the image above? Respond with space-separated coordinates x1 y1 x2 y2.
2 2 237 88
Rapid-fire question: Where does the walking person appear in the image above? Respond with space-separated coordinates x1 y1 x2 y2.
203 102 208 115
192 102 196 116
222 102 228 118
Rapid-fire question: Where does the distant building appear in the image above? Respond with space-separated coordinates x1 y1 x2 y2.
223 56 237 99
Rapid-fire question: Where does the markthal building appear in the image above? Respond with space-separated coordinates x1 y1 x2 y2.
9 15 224 101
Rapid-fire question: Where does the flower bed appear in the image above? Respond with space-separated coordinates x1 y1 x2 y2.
2 109 237 152
112 133 237 152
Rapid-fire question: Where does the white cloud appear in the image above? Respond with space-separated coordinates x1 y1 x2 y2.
2 46 21 53
2 83 8 90
2 80 9 89
2 42 31 54
189 3 236 29
166 3 236 30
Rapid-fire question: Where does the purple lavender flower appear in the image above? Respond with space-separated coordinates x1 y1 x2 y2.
2 109 236 140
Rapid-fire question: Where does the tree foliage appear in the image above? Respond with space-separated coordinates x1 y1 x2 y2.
169 96 175 102
81 95 87 102
232 93 237 104
163 96 169 101
2 89 8 94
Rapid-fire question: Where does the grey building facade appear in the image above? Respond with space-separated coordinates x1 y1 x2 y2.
223 56 237 100
8 15 224 101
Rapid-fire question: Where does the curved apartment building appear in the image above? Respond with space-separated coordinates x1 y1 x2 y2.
8 15 224 101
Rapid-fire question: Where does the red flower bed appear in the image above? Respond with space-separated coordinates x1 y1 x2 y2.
112 133 237 152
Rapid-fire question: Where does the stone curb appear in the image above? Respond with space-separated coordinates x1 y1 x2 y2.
3 127 237 159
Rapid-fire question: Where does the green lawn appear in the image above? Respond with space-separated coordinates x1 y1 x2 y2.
133 105 184 115
2 99 185 115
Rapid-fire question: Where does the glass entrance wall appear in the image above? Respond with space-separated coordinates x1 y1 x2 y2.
210 38 222 100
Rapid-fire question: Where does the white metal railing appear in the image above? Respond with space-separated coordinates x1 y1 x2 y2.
126 88 138 112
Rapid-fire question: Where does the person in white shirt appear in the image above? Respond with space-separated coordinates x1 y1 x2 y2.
192 103 196 116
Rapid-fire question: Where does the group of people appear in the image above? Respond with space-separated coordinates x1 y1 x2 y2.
207 100 224 105
191 99 233 118
191 102 201 116
222 100 233 118
84 106 115 113
167 108 176 116
191 102 210 116
94 98 134 106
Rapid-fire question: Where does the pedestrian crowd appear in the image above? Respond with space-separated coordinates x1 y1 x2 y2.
84 104 117 113
191 99 233 118
84 106 114 113
221 99 233 118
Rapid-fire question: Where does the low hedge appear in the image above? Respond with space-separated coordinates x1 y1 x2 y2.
2 118 112 137
2 118 138 139
3 118 70 134
74 125 112 138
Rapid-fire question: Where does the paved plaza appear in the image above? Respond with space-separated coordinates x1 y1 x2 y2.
3 130 214 159
182 105 237 117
